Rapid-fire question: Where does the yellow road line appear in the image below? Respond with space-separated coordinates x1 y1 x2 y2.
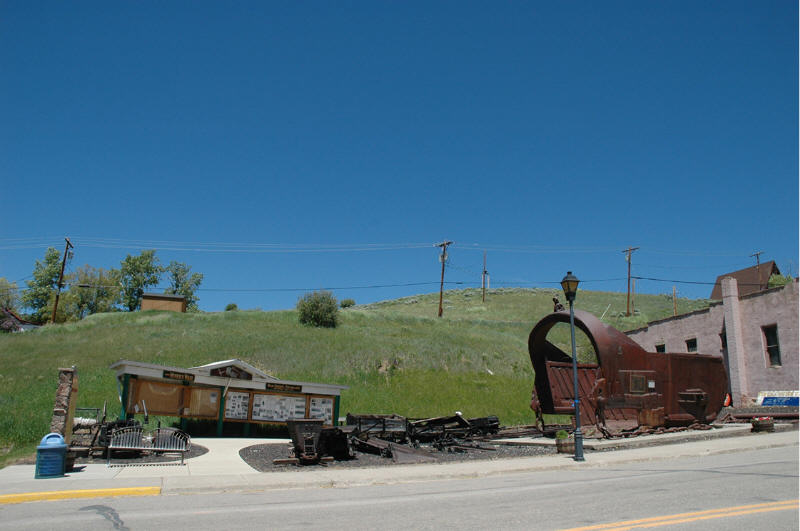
562 499 799 531
0 486 161 505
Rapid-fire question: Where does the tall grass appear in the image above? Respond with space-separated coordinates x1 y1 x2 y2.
0 287 708 467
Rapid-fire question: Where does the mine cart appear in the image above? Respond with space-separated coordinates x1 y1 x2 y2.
286 418 325 465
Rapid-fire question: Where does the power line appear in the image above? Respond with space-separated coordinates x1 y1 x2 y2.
632 276 763 287
1 237 769 260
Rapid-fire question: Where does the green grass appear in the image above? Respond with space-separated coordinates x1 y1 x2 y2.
0 287 710 467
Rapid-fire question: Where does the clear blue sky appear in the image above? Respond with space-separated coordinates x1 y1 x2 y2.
2 1 797 312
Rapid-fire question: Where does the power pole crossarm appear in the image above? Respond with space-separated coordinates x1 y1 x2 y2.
436 240 453 317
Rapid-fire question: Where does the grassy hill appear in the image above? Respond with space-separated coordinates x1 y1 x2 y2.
0 287 710 467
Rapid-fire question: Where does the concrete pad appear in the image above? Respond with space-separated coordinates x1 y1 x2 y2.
2 428 796 501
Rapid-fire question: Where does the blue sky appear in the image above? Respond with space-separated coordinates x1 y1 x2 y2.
1 1 797 312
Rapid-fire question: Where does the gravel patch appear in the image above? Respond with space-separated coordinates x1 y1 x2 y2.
74 444 209 465
240 441 558 472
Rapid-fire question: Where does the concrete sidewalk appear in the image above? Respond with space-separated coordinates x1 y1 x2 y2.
1 427 796 503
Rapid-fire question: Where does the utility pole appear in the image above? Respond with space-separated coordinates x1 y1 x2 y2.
481 251 488 303
673 285 677 316
51 237 74 324
750 250 763 289
436 240 453 317
622 246 639 316
631 278 636 314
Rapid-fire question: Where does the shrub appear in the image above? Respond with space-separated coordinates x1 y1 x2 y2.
224 303 238 311
768 273 794 289
297 291 339 328
340 298 356 309
555 429 570 440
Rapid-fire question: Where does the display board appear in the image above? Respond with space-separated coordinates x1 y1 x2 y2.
124 376 337 425
224 391 250 420
130 380 184 416
251 393 306 422
309 397 334 424
188 388 219 417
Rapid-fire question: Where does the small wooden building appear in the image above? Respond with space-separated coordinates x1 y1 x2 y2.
141 293 187 313
110 359 348 434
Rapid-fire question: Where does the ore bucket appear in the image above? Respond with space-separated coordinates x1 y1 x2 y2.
286 419 324 463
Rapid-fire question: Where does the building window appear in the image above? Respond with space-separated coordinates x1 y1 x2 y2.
655 343 665 353
763 325 781 366
686 338 697 352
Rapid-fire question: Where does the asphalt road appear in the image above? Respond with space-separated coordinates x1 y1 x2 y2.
2 445 797 530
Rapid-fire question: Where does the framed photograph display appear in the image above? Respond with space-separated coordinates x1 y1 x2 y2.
251 394 306 422
309 396 334 424
224 391 250 420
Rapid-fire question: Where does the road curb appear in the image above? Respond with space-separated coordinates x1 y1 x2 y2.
159 431 799 495
4 428 796 502
0 486 161 505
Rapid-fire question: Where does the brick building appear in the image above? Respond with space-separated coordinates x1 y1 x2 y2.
626 278 798 407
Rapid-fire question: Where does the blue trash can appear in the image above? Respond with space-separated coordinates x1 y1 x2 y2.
35 433 67 479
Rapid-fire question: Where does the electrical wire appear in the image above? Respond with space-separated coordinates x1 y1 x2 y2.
632 276 762 287
2 237 769 260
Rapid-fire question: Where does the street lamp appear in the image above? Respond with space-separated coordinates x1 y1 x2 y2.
561 271 585 462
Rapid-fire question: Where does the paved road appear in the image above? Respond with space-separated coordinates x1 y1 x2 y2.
2 445 797 530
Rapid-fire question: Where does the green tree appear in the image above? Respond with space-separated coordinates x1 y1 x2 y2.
225 303 238 311
21 247 62 323
768 273 794 289
0 277 20 312
297 290 339 328
340 298 356 308
164 261 203 311
120 250 162 311
62 265 122 319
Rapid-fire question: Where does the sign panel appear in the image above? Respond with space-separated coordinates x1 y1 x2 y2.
163 370 195 382
760 396 799 407
265 382 302 393
251 394 306 422
224 391 250 420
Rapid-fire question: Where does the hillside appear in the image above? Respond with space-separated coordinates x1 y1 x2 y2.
0 287 711 467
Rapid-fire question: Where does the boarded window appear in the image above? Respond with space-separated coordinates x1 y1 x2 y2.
686 338 697 352
629 374 646 394
763 325 781 366
655 343 666 353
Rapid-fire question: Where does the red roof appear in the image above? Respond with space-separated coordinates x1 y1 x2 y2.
710 261 780 299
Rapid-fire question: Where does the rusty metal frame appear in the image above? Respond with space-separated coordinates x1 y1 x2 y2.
529 310 728 432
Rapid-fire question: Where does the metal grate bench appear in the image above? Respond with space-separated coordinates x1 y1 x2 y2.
107 426 191 466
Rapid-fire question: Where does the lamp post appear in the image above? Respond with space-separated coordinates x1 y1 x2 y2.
561 271 585 462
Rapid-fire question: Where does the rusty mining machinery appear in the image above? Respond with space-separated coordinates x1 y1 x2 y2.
528 310 728 434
